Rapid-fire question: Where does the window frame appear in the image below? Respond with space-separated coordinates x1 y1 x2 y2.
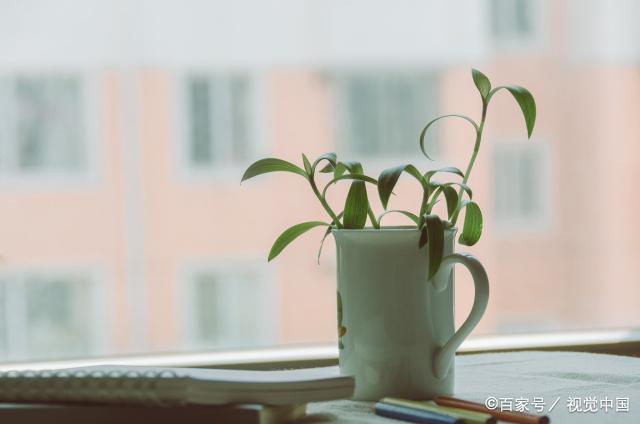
0 73 100 187
175 257 277 351
492 137 552 235
333 72 442 168
488 0 546 53
0 265 108 361
172 71 267 184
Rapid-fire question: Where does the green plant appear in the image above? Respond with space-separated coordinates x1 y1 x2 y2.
241 69 536 277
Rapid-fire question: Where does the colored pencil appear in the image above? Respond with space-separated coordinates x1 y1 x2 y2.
434 396 550 424
375 401 462 424
382 397 496 424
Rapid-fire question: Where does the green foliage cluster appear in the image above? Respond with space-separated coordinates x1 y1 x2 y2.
241 69 536 278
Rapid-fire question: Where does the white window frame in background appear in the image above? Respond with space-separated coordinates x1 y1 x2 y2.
489 0 545 52
334 73 442 172
0 266 107 361
177 259 276 351
1 329 638 371
0 74 99 186
492 139 551 234
173 73 267 183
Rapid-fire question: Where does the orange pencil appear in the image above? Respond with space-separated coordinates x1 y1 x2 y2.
434 396 550 424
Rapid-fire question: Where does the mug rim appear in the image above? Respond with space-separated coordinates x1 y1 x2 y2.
331 225 457 233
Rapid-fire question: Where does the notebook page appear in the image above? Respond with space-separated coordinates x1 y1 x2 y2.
82 365 354 405
83 364 345 385
0 366 190 406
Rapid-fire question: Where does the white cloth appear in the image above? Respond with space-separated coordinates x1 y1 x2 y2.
306 351 640 423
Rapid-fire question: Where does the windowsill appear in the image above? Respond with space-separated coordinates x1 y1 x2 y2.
1 329 638 372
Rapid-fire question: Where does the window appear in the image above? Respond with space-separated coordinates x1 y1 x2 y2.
336 75 440 159
1 1 640 364
182 265 274 350
184 75 257 170
0 77 86 177
0 272 100 361
493 141 548 229
490 0 540 47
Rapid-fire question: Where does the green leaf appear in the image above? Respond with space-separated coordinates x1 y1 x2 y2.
241 158 307 182
472 68 491 99
456 201 483 246
430 181 473 200
423 166 464 184
343 181 369 229
419 114 478 160
424 214 444 280
340 161 364 174
377 209 420 225
427 198 441 212
490 85 536 138
377 164 425 209
313 152 337 173
321 174 378 199
317 228 332 264
338 162 371 228
269 221 329 261
302 154 312 175
334 162 347 178
317 212 343 264
426 182 466 217
448 182 473 199
442 186 458 219
419 226 428 248
367 207 379 229
319 163 334 173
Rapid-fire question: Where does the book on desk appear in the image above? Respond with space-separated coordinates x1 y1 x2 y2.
0 402 307 424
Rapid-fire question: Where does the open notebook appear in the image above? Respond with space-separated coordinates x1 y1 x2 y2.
0 365 354 406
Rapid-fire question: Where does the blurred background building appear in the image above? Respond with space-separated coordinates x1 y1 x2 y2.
0 0 638 361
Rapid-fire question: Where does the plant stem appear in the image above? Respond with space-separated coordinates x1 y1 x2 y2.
418 188 430 227
367 206 380 229
452 101 488 225
309 177 344 229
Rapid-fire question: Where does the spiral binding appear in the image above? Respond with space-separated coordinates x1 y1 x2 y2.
0 369 184 406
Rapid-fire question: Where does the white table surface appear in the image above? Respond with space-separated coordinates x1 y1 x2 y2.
306 351 640 423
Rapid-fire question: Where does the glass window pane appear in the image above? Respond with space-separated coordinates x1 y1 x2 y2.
519 149 538 217
24 277 90 359
193 273 222 344
344 78 380 155
491 0 534 42
383 78 417 153
15 79 47 170
494 144 545 224
14 77 84 173
186 75 253 167
191 270 272 349
515 0 532 36
342 75 439 157
188 77 213 165
230 76 250 161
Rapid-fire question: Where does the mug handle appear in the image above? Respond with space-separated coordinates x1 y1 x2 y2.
432 252 489 379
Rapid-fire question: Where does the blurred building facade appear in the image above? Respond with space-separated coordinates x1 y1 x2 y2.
0 0 639 361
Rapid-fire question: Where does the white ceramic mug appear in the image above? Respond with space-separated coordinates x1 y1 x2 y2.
333 226 489 400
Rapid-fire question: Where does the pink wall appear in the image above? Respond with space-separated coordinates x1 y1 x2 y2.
2 59 640 357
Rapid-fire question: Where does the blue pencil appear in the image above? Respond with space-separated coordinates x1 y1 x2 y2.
374 401 463 424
